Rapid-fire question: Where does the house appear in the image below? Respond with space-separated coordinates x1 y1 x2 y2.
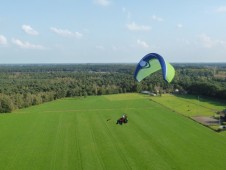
217 109 226 122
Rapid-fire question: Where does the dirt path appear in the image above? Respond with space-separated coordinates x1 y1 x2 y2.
191 116 219 126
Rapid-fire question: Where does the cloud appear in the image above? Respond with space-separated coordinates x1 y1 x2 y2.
122 7 131 20
177 24 183 28
151 15 163 22
199 34 226 48
0 35 7 45
199 34 214 48
12 38 45 50
96 45 105 50
50 27 83 38
137 39 149 48
216 6 226 13
127 22 151 31
22 25 39 35
94 0 110 6
112 45 119 51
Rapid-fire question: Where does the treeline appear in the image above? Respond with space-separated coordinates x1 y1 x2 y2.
0 63 225 113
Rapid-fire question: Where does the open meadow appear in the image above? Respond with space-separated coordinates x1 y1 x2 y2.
150 94 226 117
0 93 226 169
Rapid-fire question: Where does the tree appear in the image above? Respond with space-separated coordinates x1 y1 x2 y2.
0 94 14 113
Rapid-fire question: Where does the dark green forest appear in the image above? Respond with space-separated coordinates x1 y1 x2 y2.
0 63 226 113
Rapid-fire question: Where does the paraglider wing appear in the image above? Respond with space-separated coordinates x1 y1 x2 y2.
134 53 175 83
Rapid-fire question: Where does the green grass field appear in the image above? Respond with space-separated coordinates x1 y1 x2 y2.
0 93 226 169
150 94 226 117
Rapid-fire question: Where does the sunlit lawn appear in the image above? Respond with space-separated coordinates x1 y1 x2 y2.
0 94 225 169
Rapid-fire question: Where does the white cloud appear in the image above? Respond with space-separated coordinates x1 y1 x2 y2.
96 45 105 50
12 38 45 50
199 34 226 48
177 24 183 28
50 27 83 38
176 38 191 45
112 45 119 51
0 35 7 45
199 34 214 48
151 15 163 22
22 25 39 35
122 7 131 20
127 22 151 31
94 0 110 6
216 6 226 13
137 39 149 48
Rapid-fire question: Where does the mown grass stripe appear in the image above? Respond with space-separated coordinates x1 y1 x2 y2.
50 113 63 170
102 118 132 170
74 112 83 170
88 117 106 170
131 111 180 170
4 115 41 170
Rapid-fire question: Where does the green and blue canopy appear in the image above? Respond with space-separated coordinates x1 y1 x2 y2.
134 53 175 83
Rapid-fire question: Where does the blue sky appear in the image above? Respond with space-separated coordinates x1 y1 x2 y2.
0 0 226 63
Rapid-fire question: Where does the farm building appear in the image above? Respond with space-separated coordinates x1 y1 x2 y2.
140 91 157 96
